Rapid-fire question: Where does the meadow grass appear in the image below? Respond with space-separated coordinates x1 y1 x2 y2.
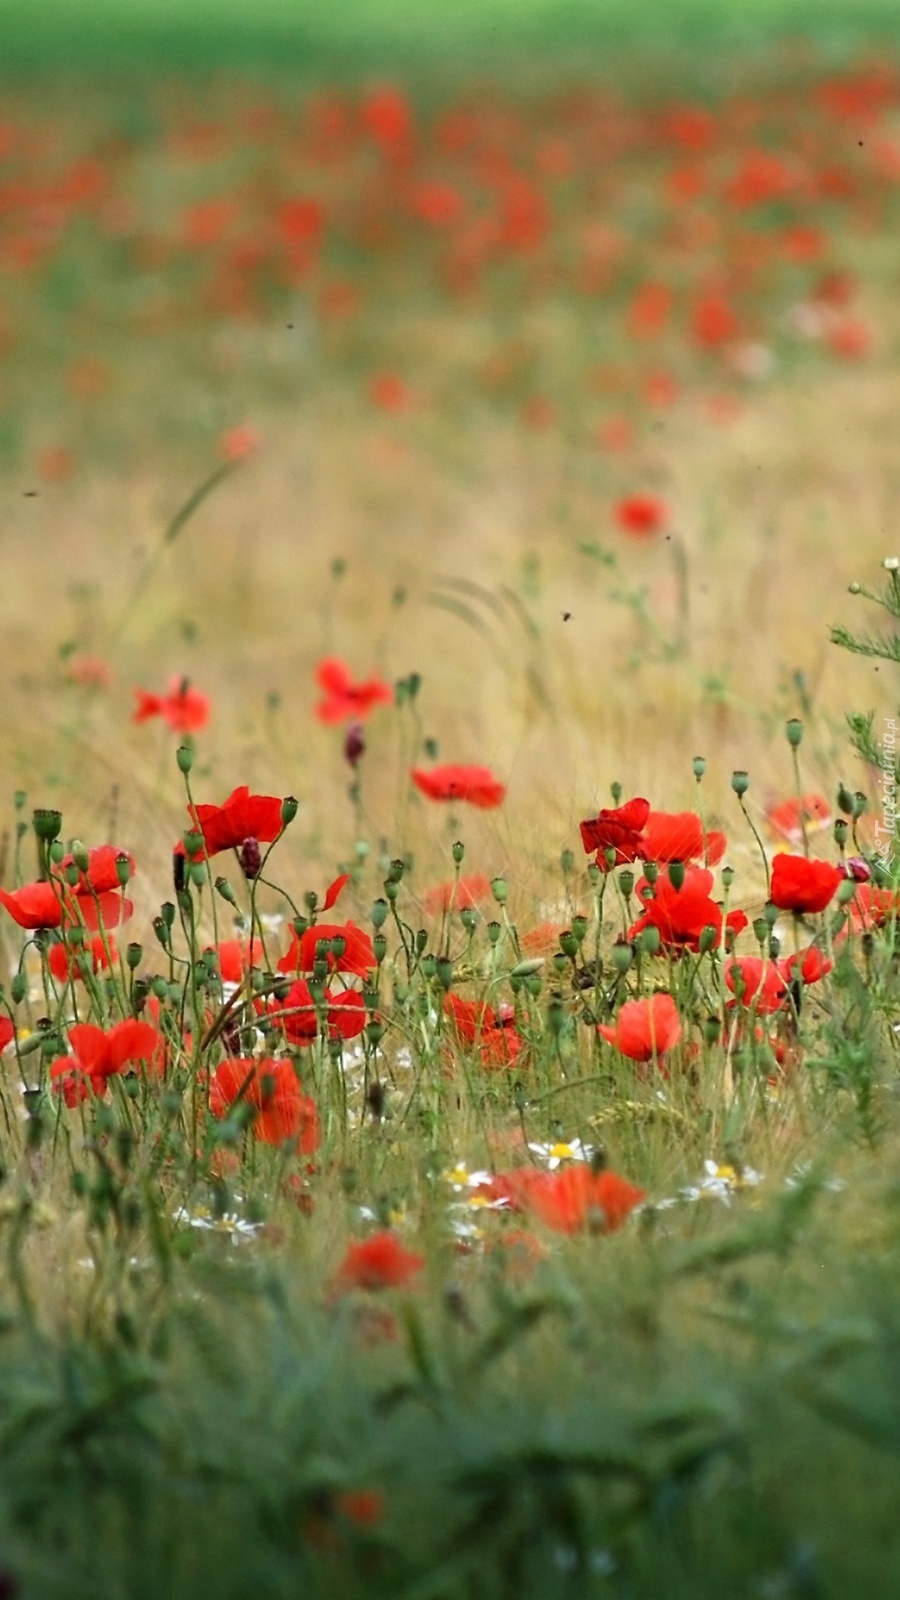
0 33 899 1599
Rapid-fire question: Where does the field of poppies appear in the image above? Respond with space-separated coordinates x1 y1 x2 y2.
2 16 900 1599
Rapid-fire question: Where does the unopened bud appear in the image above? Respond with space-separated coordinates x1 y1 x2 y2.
668 860 685 892
70 839 90 873
176 744 193 774
490 876 508 906
692 756 706 781
618 869 635 898
698 924 718 953
239 837 262 879
373 932 387 964
610 942 633 974
486 920 502 946
215 877 237 904
731 770 750 798
371 898 389 929
837 784 855 817
32 809 62 843
126 942 143 970
344 723 365 769
785 718 803 748
280 795 299 826
452 840 465 866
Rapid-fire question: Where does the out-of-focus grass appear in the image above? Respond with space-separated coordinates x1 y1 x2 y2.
1 0 899 70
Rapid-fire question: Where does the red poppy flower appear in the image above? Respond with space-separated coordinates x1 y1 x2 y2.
65 654 113 689
0 882 64 929
186 786 285 858
725 957 789 1015
423 874 492 914
133 677 210 733
497 1165 646 1234
780 945 833 986
368 373 413 413
50 1019 164 1105
641 810 726 865
0 1017 15 1053
770 854 842 915
315 659 393 724
579 796 649 867
277 921 376 980
614 495 669 538
49 934 117 984
598 993 682 1061
219 423 260 461
412 765 505 809
333 1230 425 1293
443 992 522 1068
262 979 366 1046
628 865 748 952
210 1057 320 1151
58 844 135 894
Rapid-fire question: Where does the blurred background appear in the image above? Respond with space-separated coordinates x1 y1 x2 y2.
1 0 898 911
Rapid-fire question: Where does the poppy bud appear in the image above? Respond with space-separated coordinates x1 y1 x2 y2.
64 863 80 887
511 957 545 978
571 914 588 944
839 856 870 883
183 831 204 857
70 839 90 873
837 783 855 816
559 930 579 960
176 744 193 775
304 890 318 912
215 877 237 904
721 865 735 890
638 926 661 956
421 954 436 979
693 756 706 781
587 862 601 888
610 781 622 804
460 907 477 934
32 809 62 844
853 791 868 819
833 818 849 849
644 861 659 886
547 994 565 1034
525 973 542 997
752 916 768 946
731 770 750 797
386 858 405 885
10 974 26 1004
560 848 574 876
785 718 803 748
837 877 859 903
115 851 132 887
603 847 617 870
668 860 686 892
491 876 508 905
452 840 465 866
703 1015 722 1046
384 880 399 904
239 837 262 879
160 901 176 929
280 795 299 827
187 863 205 889
292 915 310 937
414 928 428 954
486 920 502 946
330 935 347 961
126 942 143 969
618 869 635 898
437 956 454 990
344 723 365 770
698 924 718 953
371 898 388 929
49 840 65 865
373 932 387 964
764 902 778 928
366 1020 385 1048
151 976 168 1000
610 941 633 974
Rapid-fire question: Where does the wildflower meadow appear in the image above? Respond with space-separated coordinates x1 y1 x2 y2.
2 2 900 1595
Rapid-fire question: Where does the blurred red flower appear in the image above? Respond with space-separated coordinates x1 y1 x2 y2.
333 1230 425 1292
641 810 726 865
50 1019 164 1106
598 993 682 1060
278 920 376 980
316 659 393 724
614 495 669 538
412 765 505 809
210 1057 320 1150
133 677 210 733
423 874 492 913
262 978 366 1046
443 992 522 1068
49 934 118 984
497 1165 646 1234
